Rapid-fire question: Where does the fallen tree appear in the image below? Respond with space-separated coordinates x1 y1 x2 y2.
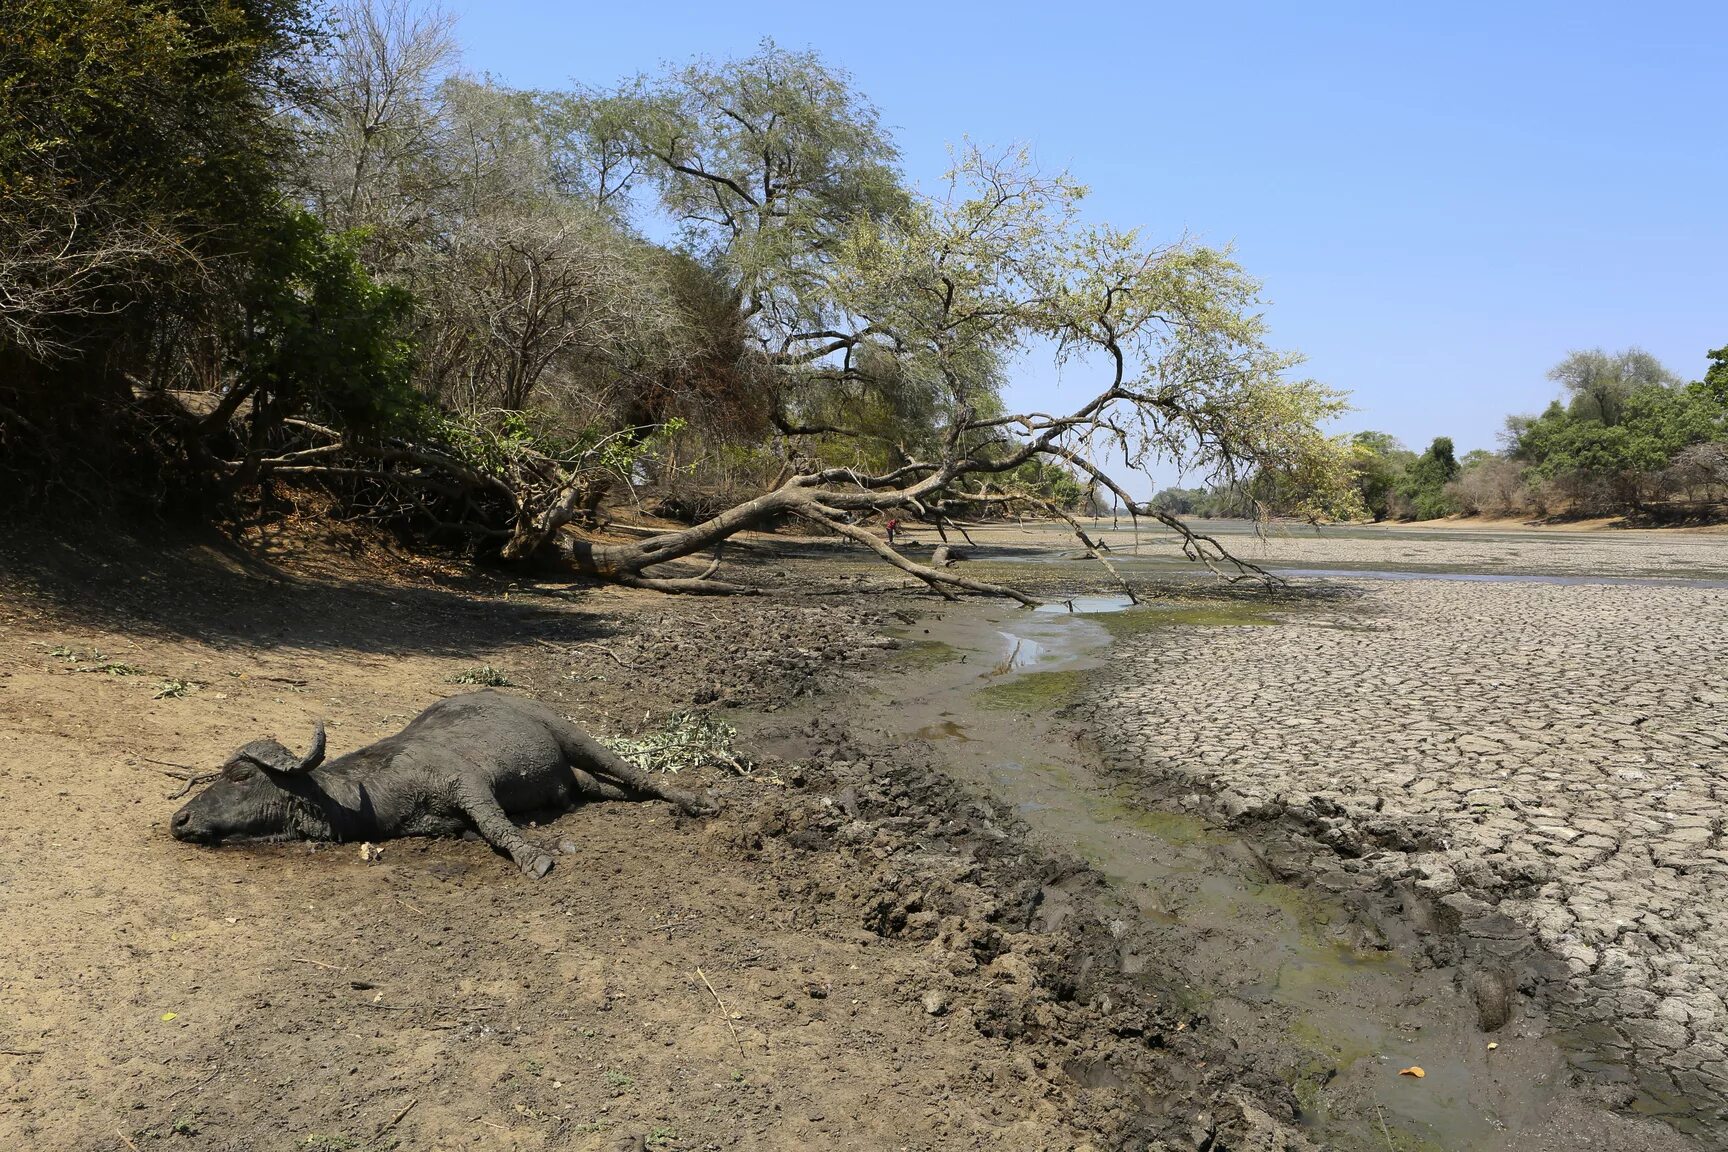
200 149 1358 599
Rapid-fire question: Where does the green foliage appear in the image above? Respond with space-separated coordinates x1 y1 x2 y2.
240 210 420 435
153 678 193 699
1347 431 1416 521
447 666 512 687
1397 437 1460 519
1149 487 1207 515
1002 459 1088 510
1 0 317 357
605 37 906 321
1506 348 1728 509
1548 347 1678 427
1701 346 1728 406
607 713 749 775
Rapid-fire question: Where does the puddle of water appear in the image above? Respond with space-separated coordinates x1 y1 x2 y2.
989 594 1277 680
991 632 1045 671
983 606 1113 678
1034 594 1137 614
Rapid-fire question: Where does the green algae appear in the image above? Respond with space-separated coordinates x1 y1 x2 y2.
975 668 1088 711
1084 603 1282 637
1088 795 1223 847
893 638 961 669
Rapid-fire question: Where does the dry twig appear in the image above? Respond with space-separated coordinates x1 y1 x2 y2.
291 956 345 971
696 966 749 1061
532 637 637 669
1374 1103 1396 1152
376 1098 417 1136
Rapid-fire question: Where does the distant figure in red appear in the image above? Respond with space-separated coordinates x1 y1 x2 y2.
885 517 901 545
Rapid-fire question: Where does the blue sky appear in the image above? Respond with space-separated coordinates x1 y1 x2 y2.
447 0 1725 477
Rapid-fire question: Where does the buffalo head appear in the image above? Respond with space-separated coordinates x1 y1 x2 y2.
170 722 327 845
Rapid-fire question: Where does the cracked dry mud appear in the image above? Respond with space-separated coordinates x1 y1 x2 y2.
1084 561 1728 1134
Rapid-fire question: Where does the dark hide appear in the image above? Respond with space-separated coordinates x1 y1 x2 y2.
170 690 711 876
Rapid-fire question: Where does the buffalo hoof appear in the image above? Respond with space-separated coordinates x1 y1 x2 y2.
683 791 721 817
525 853 554 879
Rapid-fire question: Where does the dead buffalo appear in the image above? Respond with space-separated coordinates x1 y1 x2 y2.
170 690 712 876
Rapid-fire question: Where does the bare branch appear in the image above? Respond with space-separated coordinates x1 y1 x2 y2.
803 507 1038 606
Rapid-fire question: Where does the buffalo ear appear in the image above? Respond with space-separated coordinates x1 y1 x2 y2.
227 723 325 775
229 738 300 774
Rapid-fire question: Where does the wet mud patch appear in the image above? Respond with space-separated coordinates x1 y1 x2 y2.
1085 602 1284 636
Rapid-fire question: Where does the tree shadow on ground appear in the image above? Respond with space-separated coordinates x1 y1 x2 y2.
0 522 621 658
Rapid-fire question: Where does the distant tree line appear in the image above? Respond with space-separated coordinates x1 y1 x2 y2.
1153 346 1728 523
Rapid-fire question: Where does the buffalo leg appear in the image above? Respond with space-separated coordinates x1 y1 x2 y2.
570 767 632 802
455 779 554 878
554 725 714 813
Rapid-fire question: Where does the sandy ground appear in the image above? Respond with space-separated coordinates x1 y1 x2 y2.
945 517 1728 579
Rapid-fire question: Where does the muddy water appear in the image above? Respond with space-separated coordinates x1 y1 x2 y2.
873 598 1691 1151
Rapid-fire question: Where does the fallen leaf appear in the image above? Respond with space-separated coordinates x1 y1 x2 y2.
1487 1042 1499 1051
1398 1066 1425 1078
160 1012 178 1022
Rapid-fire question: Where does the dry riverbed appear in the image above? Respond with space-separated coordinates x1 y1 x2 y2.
0 518 1720 1150
1049 522 1728 1146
